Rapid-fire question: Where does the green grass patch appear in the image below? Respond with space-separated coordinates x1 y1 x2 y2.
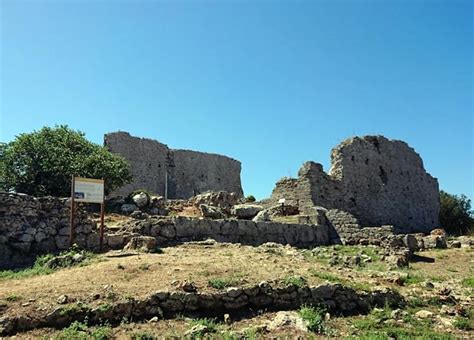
462 277 474 288
308 269 342 283
283 275 307 288
0 247 96 280
208 277 240 289
351 306 453 340
453 316 473 331
5 294 21 302
399 273 424 285
298 305 327 334
54 321 112 340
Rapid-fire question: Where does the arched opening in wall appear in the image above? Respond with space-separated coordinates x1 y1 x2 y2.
379 166 388 185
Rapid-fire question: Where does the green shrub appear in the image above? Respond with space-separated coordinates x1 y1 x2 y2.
0 125 131 197
245 195 256 202
208 277 239 289
439 191 474 235
283 275 307 288
298 305 327 334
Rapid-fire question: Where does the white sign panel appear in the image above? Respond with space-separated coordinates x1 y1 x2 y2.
74 177 104 203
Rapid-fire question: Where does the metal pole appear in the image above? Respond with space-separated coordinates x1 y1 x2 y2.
69 175 76 247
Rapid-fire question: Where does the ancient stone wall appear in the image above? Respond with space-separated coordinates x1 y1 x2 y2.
0 193 100 269
270 136 440 233
104 132 243 199
107 216 331 250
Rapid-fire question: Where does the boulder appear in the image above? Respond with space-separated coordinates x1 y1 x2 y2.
231 204 263 219
192 191 239 210
252 209 270 222
121 204 138 214
132 192 149 208
199 204 225 219
124 236 156 252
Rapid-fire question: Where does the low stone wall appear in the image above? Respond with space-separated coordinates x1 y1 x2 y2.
106 216 331 249
325 209 394 245
0 192 100 269
0 282 404 336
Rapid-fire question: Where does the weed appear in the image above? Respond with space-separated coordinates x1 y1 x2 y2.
189 318 219 337
54 321 112 340
283 275 307 287
208 277 239 289
130 331 157 340
308 269 342 283
399 273 424 285
6 294 21 302
298 305 327 334
453 316 473 331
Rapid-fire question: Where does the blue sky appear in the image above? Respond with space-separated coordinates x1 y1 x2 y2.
1 0 472 200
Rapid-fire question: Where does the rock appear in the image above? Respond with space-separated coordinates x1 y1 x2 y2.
181 281 198 293
121 204 138 214
107 233 125 249
266 311 308 332
185 324 211 337
252 210 270 222
130 211 149 220
425 282 434 289
431 228 447 236
386 251 410 268
423 235 447 249
132 192 150 208
124 236 156 252
192 191 239 210
199 204 225 219
415 310 434 319
57 295 68 304
231 204 263 219
148 316 160 323
224 313 231 324
448 240 461 248
150 196 165 208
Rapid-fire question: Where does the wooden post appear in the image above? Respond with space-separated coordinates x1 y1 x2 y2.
69 175 76 247
99 200 105 252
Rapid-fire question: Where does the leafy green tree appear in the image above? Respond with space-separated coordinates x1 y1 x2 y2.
0 126 132 197
439 190 474 235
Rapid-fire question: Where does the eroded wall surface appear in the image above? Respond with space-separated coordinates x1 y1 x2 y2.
105 132 243 199
270 136 440 232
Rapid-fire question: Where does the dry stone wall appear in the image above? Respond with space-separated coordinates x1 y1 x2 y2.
0 283 404 336
108 216 331 249
104 132 243 199
0 192 100 269
270 136 440 233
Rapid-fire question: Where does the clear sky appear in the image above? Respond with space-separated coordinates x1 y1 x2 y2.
1 0 472 200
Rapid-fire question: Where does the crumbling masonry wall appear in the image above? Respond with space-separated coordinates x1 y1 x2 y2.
105 132 243 199
270 136 440 233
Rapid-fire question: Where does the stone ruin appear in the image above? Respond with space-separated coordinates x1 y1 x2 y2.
105 131 243 199
268 136 440 233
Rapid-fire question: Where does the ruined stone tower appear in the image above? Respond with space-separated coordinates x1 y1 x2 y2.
105 132 243 199
270 136 440 233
